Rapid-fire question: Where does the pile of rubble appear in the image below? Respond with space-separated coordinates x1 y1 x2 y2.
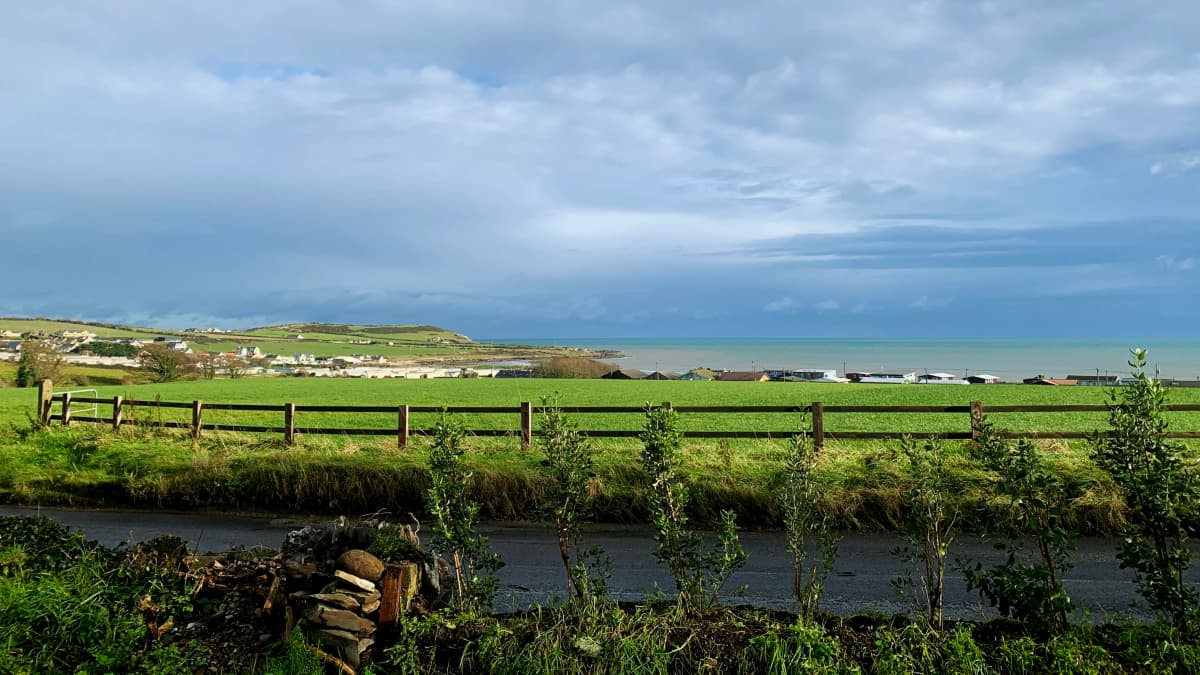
277 517 453 670
163 516 452 672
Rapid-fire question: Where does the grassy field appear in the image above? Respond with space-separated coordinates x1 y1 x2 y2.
8 378 1200 436
4 377 1196 534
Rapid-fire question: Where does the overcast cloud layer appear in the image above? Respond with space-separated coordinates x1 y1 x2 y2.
3 1 1199 337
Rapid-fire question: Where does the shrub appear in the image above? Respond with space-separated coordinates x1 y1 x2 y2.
892 436 958 629
531 357 616 379
962 418 1074 634
538 395 606 601
1090 348 1200 632
640 405 746 615
776 432 838 619
426 412 503 611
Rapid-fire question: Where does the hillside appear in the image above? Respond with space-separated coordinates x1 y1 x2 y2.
0 316 598 365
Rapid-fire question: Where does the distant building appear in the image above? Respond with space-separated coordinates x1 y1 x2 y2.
858 372 918 384
1023 377 1077 386
716 371 771 382
785 369 839 381
966 374 1003 384
918 372 969 385
1067 374 1121 387
679 368 717 381
602 368 647 380
234 345 265 359
496 368 533 378
644 371 679 381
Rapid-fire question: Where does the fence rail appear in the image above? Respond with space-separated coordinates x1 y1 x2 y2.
34 380 1200 450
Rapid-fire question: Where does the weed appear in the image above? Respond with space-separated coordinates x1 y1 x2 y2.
777 431 839 619
892 436 958 628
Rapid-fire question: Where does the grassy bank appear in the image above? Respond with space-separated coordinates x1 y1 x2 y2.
5 378 1195 533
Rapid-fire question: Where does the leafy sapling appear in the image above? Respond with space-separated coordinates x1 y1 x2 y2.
892 436 958 629
538 394 606 600
426 411 503 611
1091 348 1200 632
777 431 839 620
640 405 747 615
962 418 1074 634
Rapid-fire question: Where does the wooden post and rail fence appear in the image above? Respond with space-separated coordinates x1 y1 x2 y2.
34 380 1200 450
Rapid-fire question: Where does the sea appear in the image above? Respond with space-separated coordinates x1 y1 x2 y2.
485 338 1200 382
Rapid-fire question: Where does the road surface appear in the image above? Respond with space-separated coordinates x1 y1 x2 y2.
4 505 1194 620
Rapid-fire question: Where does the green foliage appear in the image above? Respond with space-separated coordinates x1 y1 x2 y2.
538 395 605 600
962 418 1075 633
532 357 616 379
892 436 958 628
15 340 63 388
1090 348 1200 632
75 341 139 358
640 405 747 615
138 344 198 383
426 411 503 610
777 431 839 619
738 621 847 674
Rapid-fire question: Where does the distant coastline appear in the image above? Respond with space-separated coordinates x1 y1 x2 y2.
486 337 1200 382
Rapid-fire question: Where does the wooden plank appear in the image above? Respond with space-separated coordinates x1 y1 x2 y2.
61 392 72 427
811 401 824 451
37 380 53 427
202 402 287 412
119 399 195 409
534 406 648 414
398 404 409 449
673 405 813 413
293 427 397 436
201 424 283 433
970 401 983 441
284 403 296 445
520 401 532 448
191 400 203 440
294 405 400 413
822 405 973 413
984 405 1109 413
825 431 975 440
112 396 123 430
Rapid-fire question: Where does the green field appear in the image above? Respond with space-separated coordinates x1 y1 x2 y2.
4 377 1196 534
9 378 1200 438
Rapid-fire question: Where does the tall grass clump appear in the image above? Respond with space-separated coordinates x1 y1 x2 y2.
962 417 1075 634
640 405 746 615
776 431 839 619
426 411 503 611
1091 348 1200 632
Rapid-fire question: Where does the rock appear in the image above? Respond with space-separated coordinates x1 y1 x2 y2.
309 628 374 668
334 569 377 593
303 604 377 635
258 633 273 643
337 549 385 582
309 592 361 611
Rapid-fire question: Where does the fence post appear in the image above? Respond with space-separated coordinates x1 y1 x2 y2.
61 392 72 427
284 403 296 445
191 400 203 440
661 401 673 411
37 380 53 427
811 401 824 452
112 396 123 430
970 400 984 441
397 404 409 449
520 401 532 448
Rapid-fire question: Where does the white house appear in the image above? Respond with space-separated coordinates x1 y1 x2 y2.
235 345 264 359
858 372 918 384
918 372 969 385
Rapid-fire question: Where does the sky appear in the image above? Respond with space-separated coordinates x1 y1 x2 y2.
3 1 1199 339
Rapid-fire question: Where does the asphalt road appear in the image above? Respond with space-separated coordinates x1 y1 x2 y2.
4 505 1196 620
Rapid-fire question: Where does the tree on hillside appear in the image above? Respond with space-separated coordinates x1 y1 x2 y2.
16 340 64 387
138 344 197 383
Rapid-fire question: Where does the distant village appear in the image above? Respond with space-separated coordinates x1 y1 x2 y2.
3 329 1197 387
